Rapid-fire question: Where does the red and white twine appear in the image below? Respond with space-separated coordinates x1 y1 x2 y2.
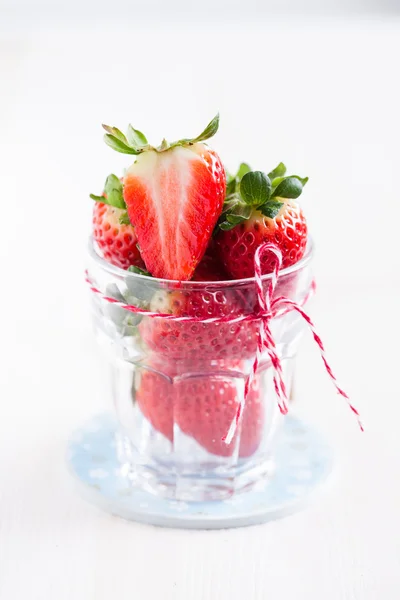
86 243 363 443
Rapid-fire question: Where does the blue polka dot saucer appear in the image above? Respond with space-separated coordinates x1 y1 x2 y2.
67 413 333 529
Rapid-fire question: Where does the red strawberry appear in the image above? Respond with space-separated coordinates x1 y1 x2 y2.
215 165 308 279
101 115 226 280
176 375 263 458
135 368 173 442
92 202 143 270
135 365 263 457
90 174 143 270
139 286 259 361
192 251 229 282
239 377 265 458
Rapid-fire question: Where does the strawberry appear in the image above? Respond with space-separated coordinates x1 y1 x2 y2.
192 251 229 282
135 365 263 457
101 116 226 280
135 368 173 442
90 174 143 270
139 286 259 361
176 375 263 458
215 163 308 279
92 203 143 270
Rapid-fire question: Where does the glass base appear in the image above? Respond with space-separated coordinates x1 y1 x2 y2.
67 413 333 529
116 430 276 501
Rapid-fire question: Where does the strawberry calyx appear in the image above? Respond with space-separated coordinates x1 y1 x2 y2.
90 173 131 226
225 162 252 196
102 114 219 155
218 163 308 231
102 124 150 155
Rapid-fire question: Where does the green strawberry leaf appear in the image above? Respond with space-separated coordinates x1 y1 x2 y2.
159 138 170 151
272 175 308 190
90 193 106 203
226 178 237 196
237 162 252 180
219 220 237 231
224 163 252 198
226 214 245 225
240 171 272 206
259 200 284 219
268 162 286 180
102 124 129 144
271 176 286 189
160 114 220 150
90 174 125 209
119 211 131 225
127 265 152 277
126 125 148 148
272 176 307 199
191 113 219 143
104 134 140 155
296 176 309 186
221 196 241 214
104 174 126 209
227 202 252 220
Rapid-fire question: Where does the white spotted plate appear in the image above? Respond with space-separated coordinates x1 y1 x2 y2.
67 414 333 529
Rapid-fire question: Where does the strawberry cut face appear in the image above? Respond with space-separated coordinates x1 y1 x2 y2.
123 143 226 281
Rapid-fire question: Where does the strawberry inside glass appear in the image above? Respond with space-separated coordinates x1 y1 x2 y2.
88 115 313 501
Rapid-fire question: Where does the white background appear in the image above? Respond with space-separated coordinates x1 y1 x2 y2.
1 3 400 599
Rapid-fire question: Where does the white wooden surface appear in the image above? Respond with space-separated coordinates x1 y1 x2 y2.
1 17 400 600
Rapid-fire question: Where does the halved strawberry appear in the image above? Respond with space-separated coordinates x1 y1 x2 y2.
101 116 226 280
90 174 143 269
215 164 308 279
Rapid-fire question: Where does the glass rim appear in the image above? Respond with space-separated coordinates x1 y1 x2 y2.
88 236 314 287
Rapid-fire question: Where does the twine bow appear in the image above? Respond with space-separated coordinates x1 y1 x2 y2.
86 243 363 443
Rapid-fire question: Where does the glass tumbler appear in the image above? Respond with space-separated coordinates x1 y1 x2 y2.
87 240 314 502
